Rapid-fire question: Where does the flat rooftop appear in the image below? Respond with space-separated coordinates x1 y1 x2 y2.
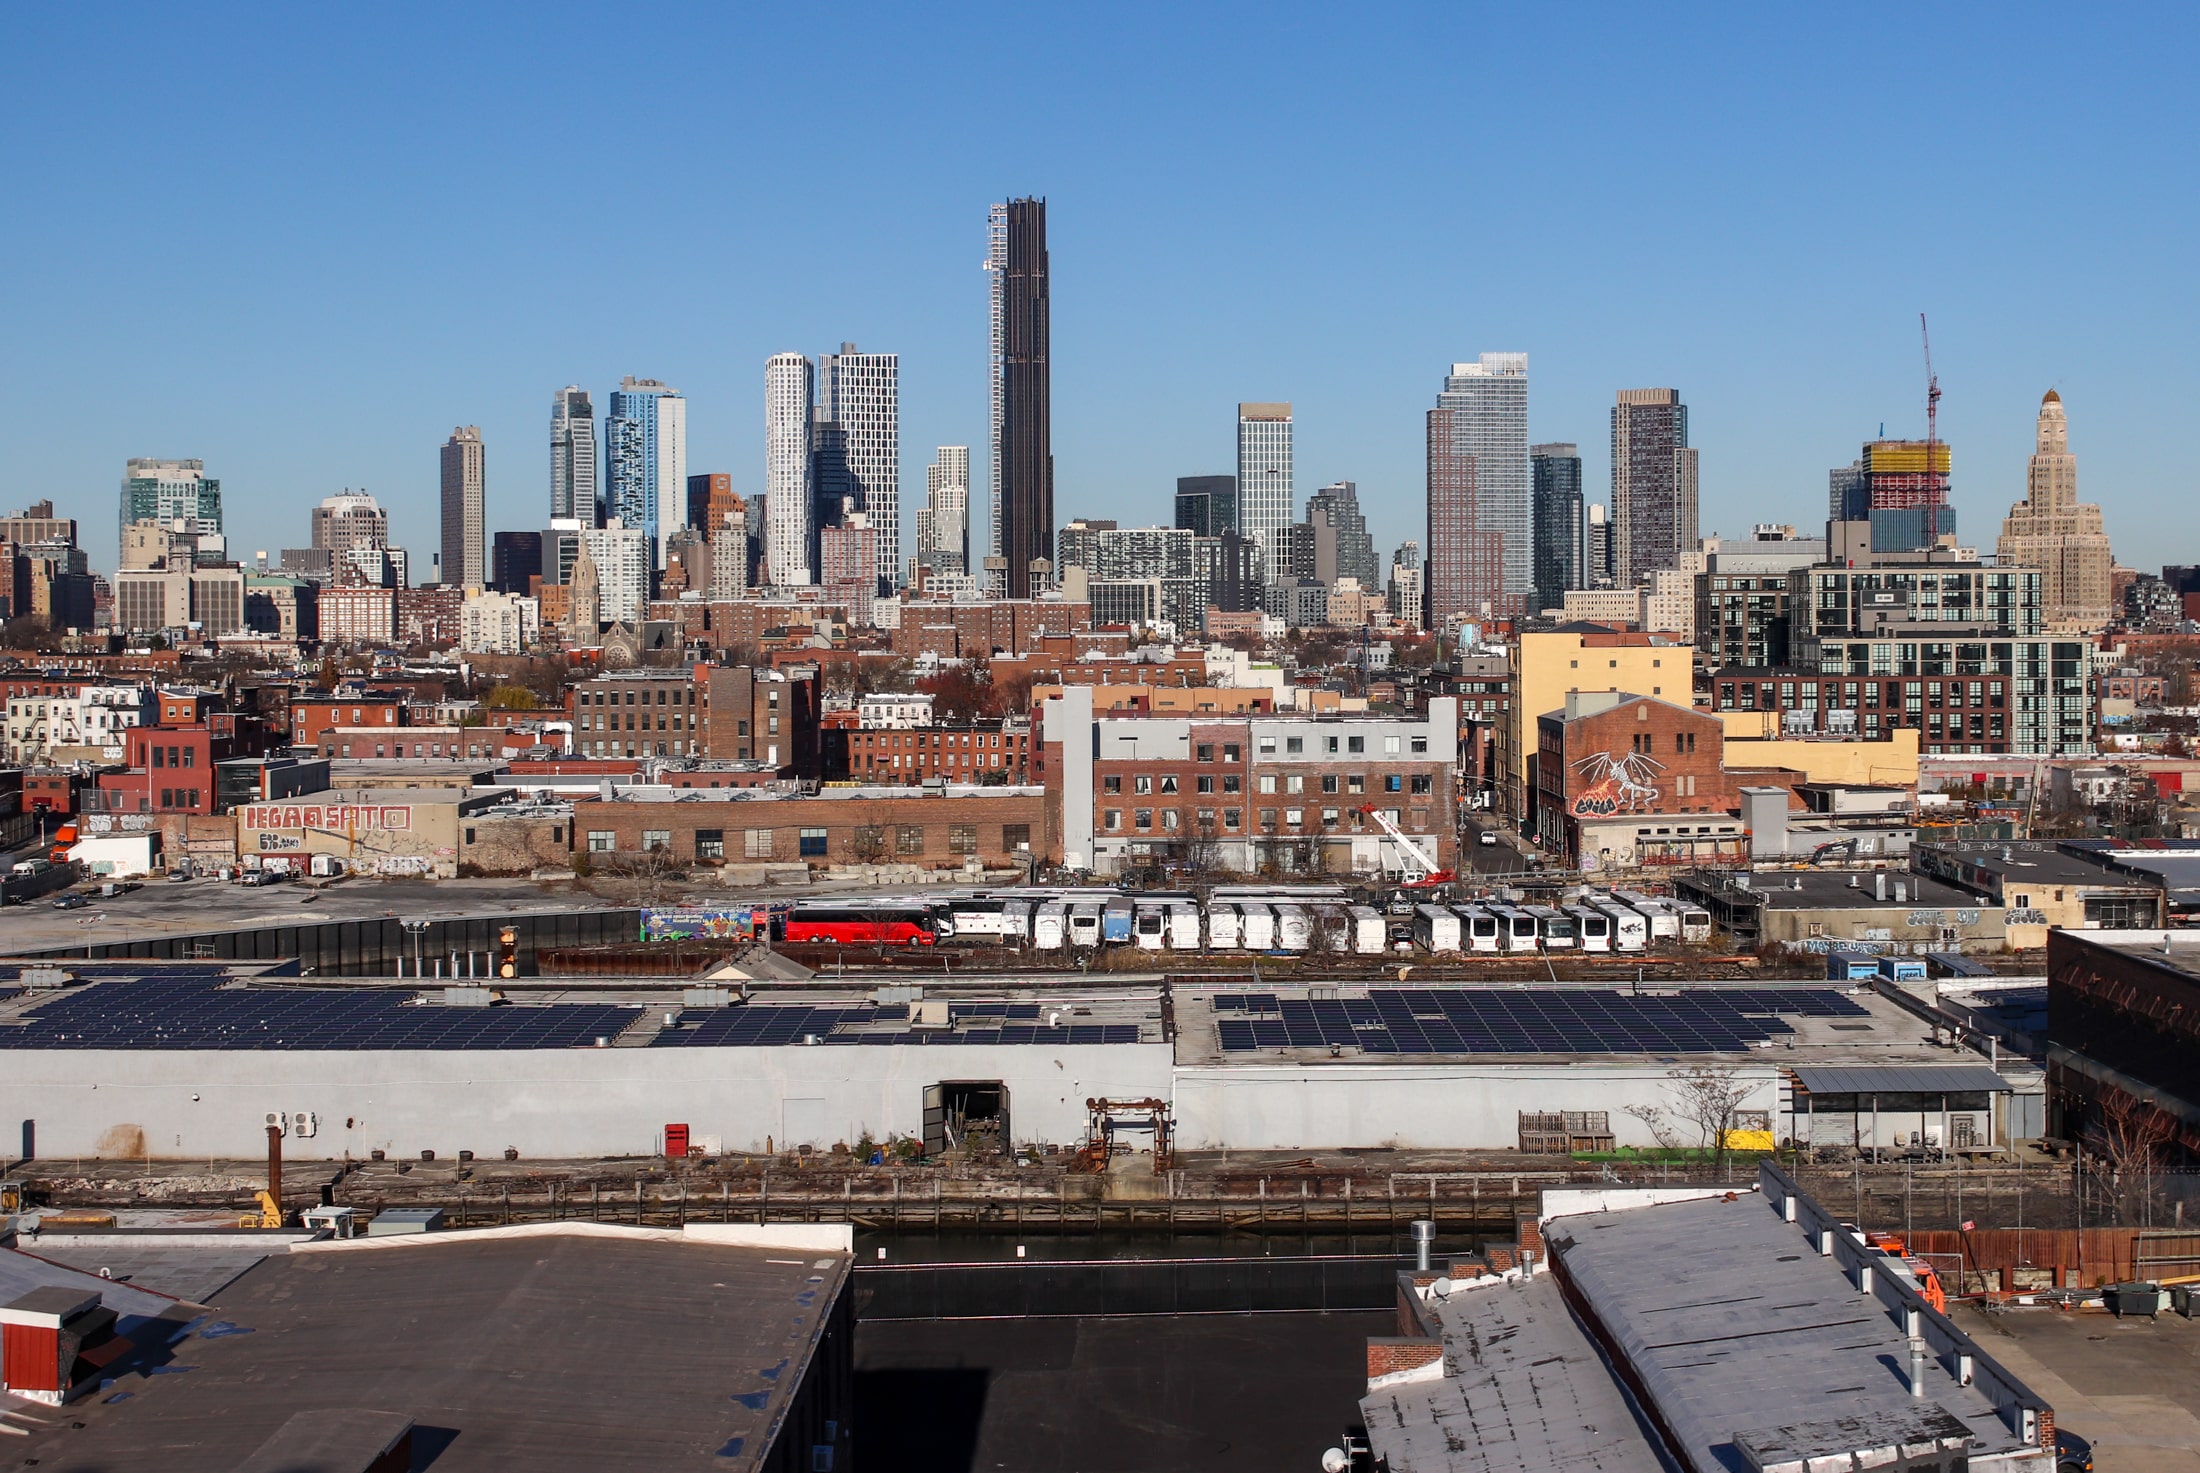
1548 1188 2041 1471
1917 840 2161 892
1694 868 1987 910
0 964 1165 1052
1172 981 1950 1068
11 1227 852 1473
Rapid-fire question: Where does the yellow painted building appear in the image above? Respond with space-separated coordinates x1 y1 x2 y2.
1503 630 1687 822
1716 713 1921 789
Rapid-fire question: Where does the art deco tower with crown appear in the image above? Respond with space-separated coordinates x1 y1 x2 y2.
1995 390 2115 631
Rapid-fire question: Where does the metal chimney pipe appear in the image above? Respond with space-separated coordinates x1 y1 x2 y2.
1875 872 1887 901
1410 1219 1436 1273
266 1124 283 1218
1909 1337 1929 1397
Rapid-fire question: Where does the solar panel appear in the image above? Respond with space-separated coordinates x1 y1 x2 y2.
1211 987 1864 1056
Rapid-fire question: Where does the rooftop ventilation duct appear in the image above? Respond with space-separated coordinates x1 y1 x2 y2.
1874 872 1887 901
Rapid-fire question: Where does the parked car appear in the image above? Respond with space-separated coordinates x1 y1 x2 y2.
2057 1429 2093 1472
51 893 89 910
167 868 192 882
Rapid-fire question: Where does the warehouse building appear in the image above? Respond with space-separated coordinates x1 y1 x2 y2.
1359 1164 2056 1472
1676 866 2008 953
1 1223 853 1473
567 783 1045 870
2047 928 2200 1163
236 787 511 878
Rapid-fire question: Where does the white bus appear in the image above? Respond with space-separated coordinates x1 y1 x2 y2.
1273 903 1313 952
946 896 1010 941
1615 891 1681 943
1239 902 1277 951
1526 904 1575 950
1206 902 1241 950
1674 901 1713 944
1594 900 1648 953
1032 901 1068 951
1000 898 1033 943
1168 902 1202 951
1413 904 1463 953
1068 901 1104 948
1454 904 1501 953
1133 901 1169 951
1565 904 1611 953
1347 904 1388 955
1488 905 1540 953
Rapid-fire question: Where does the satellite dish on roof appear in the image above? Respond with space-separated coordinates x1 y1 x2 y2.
1430 1276 1455 1297
1321 1451 1350 1473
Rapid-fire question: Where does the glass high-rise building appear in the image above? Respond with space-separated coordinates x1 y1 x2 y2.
1530 443 1584 614
1304 481 1379 588
604 377 685 569
1236 404 1294 581
1174 475 1238 538
550 387 597 524
814 344 900 594
1610 388 1696 584
765 353 816 586
119 459 222 546
1425 354 1530 624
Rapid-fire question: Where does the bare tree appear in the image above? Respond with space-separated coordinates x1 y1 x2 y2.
1623 1102 1685 1152
2089 1088 2179 1227
1669 1066 1759 1180
597 844 691 911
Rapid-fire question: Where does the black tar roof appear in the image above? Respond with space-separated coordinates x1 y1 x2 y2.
17 1227 850 1473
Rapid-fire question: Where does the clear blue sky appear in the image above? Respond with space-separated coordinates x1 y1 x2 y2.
5 5 2196 578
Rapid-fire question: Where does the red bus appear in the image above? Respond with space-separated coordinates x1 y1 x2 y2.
782 904 945 947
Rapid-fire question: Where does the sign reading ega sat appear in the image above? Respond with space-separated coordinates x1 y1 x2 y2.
242 804 414 834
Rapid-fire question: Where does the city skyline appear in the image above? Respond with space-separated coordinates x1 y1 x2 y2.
10 9 2194 579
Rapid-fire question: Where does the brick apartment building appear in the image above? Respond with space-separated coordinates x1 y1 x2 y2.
890 599 1094 660
566 665 819 773
1531 692 1751 868
841 717 1033 784
1040 689 1461 876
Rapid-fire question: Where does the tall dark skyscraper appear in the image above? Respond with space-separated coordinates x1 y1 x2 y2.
1530 443 1584 614
1174 475 1238 537
1610 388 1697 584
996 197 1052 598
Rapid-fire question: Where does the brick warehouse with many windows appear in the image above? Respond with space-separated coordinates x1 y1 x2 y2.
1039 690 1460 875
565 786 1045 869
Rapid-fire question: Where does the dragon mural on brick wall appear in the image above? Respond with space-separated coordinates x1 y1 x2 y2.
1570 750 1664 816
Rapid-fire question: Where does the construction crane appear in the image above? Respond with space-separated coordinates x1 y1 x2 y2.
1354 804 1454 889
1920 314 1947 541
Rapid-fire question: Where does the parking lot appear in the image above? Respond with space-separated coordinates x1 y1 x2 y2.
1950 1302 2200 1472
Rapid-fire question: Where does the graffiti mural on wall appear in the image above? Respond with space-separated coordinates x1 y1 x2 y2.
1571 750 1664 816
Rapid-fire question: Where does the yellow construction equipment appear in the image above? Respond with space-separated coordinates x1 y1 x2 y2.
239 1190 282 1229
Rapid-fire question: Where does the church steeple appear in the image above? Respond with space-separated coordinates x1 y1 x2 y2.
565 535 601 643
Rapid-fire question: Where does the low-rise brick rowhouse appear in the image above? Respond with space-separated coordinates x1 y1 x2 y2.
566 785 1046 870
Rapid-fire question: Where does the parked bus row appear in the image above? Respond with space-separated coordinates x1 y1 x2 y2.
777 886 1710 956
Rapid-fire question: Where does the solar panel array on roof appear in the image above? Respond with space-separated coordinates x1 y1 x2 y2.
650 1003 1141 1048
1214 988 1865 1056
0 973 637 1051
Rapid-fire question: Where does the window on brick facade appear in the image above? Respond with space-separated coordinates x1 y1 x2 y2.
1161 810 1179 831
948 824 977 854
1003 823 1031 850
1259 808 1278 830
1196 743 1213 762
1222 775 1241 794
1347 775 1364 794
695 829 724 859
641 829 671 852
745 829 774 858
1258 774 1276 794
798 827 828 857
1134 808 1153 830
896 825 925 855
1321 775 1338 794
1196 775 1214 794
588 830 616 853
1103 775 1121 793
1104 809 1121 831
1134 775 1152 795
1159 775 1178 794
1411 775 1432 795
